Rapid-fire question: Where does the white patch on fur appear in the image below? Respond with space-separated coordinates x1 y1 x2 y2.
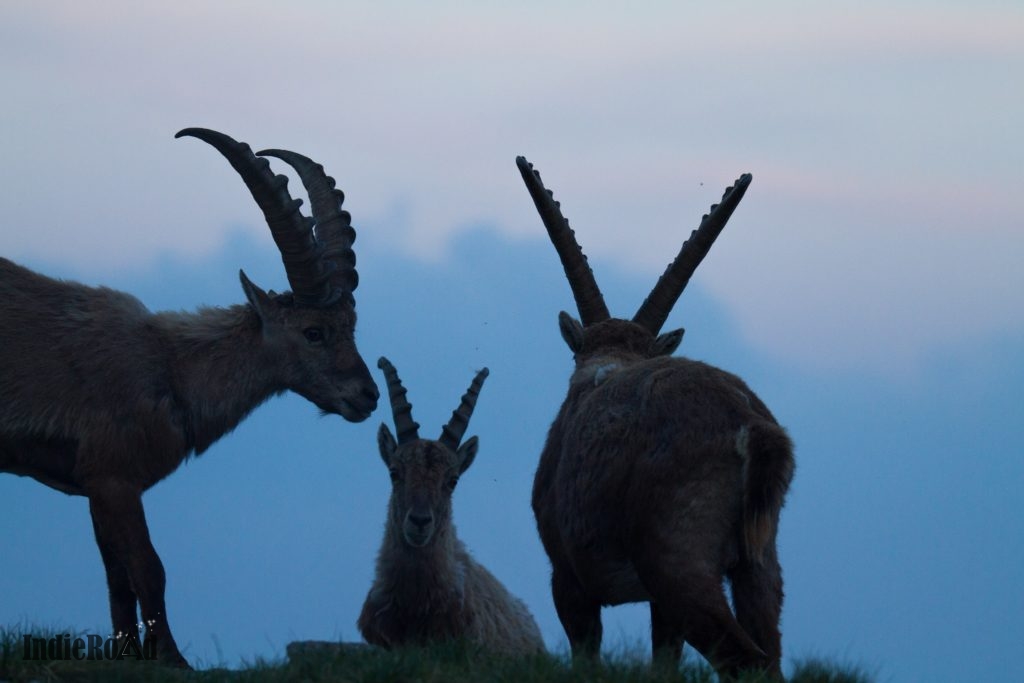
453 557 467 607
735 425 751 461
593 362 620 385
734 387 753 407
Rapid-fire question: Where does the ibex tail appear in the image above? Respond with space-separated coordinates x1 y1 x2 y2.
738 423 795 565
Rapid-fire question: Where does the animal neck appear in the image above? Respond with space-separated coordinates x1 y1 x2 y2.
153 303 283 454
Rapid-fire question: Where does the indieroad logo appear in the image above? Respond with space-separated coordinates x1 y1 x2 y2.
22 627 158 662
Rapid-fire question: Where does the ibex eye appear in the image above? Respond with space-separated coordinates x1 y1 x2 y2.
389 468 401 482
303 327 325 344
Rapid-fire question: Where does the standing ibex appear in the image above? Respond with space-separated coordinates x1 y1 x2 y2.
359 358 545 655
518 157 794 680
0 128 379 667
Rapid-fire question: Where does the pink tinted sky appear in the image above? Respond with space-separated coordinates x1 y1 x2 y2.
1 2 1019 376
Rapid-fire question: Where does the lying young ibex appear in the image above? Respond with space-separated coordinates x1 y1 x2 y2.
517 158 795 680
0 128 380 667
358 357 545 655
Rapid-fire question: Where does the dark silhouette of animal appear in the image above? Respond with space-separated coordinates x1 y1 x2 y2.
359 357 545 655
517 157 794 680
0 128 380 667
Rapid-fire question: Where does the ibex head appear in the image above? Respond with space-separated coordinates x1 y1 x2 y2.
516 156 751 365
375 357 487 548
177 128 378 421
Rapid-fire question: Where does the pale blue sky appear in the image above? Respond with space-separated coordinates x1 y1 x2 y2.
1 2 1022 680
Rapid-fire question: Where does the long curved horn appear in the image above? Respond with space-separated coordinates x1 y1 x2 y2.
258 149 358 305
377 357 420 444
516 156 610 326
632 173 752 334
175 128 335 306
439 367 489 451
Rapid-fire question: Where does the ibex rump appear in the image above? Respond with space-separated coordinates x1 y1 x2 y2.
518 157 794 680
0 129 379 667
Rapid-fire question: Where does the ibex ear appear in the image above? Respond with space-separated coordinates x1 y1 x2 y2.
652 328 684 357
558 311 584 353
239 269 272 321
456 436 479 475
377 424 397 466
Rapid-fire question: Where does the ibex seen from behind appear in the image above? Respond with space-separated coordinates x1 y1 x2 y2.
0 128 379 667
518 157 794 680
359 358 545 655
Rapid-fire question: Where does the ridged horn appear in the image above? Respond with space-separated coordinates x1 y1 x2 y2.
439 367 490 452
632 173 752 334
175 128 336 307
377 357 420 445
258 149 358 304
516 156 610 326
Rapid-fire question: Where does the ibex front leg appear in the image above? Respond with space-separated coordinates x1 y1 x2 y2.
92 532 140 646
551 567 602 659
86 480 189 668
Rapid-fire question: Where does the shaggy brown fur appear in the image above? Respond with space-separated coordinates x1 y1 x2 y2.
358 358 545 655
518 158 794 680
0 129 379 667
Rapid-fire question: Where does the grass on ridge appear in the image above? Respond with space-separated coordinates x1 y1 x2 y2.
0 624 873 683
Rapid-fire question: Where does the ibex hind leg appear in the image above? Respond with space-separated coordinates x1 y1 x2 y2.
87 480 191 668
650 601 685 668
636 554 766 679
551 567 602 659
728 549 785 681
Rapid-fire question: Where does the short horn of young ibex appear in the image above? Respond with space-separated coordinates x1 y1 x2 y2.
0 128 380 668
518 157 794 680
358 357 545 655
